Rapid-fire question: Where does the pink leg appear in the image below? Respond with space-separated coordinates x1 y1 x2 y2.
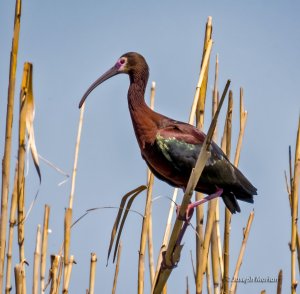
184 187 223 221
189 187 223 209
170 188 224 263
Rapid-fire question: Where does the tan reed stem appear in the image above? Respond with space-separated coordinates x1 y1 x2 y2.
17 62 34 294
147 82 156 286
196 199 217 291
212 55 219 141
206 251 212 294
287 147 300 274
148 210 155 285
112 243 122 294
277 269 283 294
215 198 223 279
291 117 300 293
222 92 233 294
0 1 21 289
41 205 50 293
88 253 97 294
152 188 178 292
63 255 75 293
69 103 85 209
211 219 220 294
186 276 190 294
188 39 213 125
63 208 72 293
196 16 213 129
229 211 254 294
234 88 248 167
49 255 60 294
153 80 231 294
33 225 41 294
138 172 154 294
211 54 221 294
14 263 24 294
56 257 63 292
5 165 18 294
195 17 213 294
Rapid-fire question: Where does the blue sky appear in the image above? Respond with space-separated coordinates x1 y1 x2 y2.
0 1 299 293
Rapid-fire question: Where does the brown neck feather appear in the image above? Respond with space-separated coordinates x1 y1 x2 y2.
127 68 163 148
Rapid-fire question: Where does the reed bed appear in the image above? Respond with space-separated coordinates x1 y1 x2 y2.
1 3 299 294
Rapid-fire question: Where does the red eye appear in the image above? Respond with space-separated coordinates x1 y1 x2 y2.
120 59 125 64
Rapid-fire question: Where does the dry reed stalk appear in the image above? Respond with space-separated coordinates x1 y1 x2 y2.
211 220 220 294
63 255 75 293
147 210 155 285
221 92 233 294
212 55 219 140
188 39 213 125
17 62 34 294
152 188 178 292
88 253 97 294
41 205 50 293
195 190 204 290
210 54 221 294
287 148 300 273
63 208 72 292
33 225 41 294
196 199 217 291
112 243 122 294
229 211 254 294
5 165 18 294
234 88 248 167
196 16 212 129
49 255 60 294
0 1 21 289
291 118 300 293
260 290 266 294
206 256 212 294
69 103 85 209
225 91 233 158
195 17 212 294
138 172 154 294
153 80 231 294
147 82 156 286
277 269 282 294
215 199 223 279
186 276 190 294
14 263 24 294
224 88 249 294
150 81 156 110
56 257 63 292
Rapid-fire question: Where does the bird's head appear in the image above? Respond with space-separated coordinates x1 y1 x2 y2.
79 52 148 108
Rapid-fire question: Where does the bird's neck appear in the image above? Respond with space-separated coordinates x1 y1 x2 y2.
127 73 161 149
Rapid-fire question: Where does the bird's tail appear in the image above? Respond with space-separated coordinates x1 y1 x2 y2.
222 167 257 214
222 192 241 214
234 167 257 197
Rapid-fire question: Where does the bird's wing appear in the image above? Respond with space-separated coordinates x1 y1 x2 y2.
155 122 236 181
155 121 257 198
155 121 228 172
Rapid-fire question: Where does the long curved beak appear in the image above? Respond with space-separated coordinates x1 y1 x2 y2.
78 65 120 108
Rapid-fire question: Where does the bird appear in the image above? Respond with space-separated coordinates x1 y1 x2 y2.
79 52 257 214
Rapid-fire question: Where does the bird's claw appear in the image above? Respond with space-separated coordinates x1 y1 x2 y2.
176 203 194 222
176 188 223 222
161 250 178 270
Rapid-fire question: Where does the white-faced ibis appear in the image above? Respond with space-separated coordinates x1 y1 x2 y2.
79 52 257 214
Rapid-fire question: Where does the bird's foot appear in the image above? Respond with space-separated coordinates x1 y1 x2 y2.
176 187 223 222
161 250 178 270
